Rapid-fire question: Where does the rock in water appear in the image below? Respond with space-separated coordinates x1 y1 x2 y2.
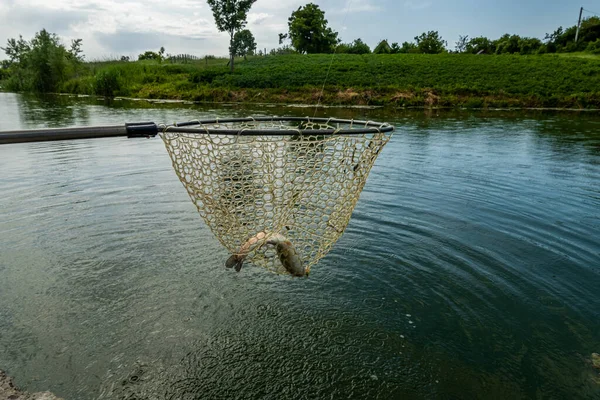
592 353 600 370
0 370 63 400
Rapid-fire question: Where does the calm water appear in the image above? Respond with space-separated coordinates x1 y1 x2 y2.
1 93 599 399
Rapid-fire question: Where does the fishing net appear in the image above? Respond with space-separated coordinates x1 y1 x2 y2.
160 117 394 275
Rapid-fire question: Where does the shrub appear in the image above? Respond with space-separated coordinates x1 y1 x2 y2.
586 39 600 54
189 67 229 84
94 68 121 97
0 67 10 81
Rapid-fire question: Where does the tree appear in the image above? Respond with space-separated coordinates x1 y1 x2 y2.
206 0 257 71
397 41 418 54
1 29 78 92
337 38 370 54
466 36 494 54
281 3 339 53
138 50 161 61
269 45 296 55
455 35 469 53
2 35 30 64
373 39 392 54
348 38 370 54
414 31 447 54
232 29 257 57
518 37 542 54
494 34 520 54
68 38 84 62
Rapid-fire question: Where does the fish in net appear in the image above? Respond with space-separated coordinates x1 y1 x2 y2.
160 117 394 276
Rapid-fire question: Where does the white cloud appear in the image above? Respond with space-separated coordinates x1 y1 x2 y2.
0 0 387 59
340 0 381 13
247 12 271 25
404 1 432 11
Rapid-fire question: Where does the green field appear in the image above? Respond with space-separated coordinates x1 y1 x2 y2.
20 53 600 108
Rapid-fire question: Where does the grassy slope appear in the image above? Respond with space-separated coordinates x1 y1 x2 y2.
59 54 600 108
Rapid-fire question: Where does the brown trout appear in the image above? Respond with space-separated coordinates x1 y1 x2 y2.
225 231 308 277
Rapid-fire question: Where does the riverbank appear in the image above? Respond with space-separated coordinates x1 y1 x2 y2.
3 53 599 109
0 371 62 400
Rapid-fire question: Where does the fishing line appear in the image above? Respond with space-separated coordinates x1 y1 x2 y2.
313 0 354 117
582 8 600 17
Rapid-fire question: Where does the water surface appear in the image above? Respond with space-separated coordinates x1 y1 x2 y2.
1 93 599 399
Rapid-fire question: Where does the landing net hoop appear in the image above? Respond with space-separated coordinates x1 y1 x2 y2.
160 116 394 275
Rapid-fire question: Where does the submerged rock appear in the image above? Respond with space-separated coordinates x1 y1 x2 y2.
592 353 600 370
592 353 600 386
0 370 62 400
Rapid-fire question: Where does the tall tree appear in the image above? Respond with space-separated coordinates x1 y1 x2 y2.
455 35 469 53
206 0 257 72
397 41 418 54
414 31 447 54
232 29 257 57
281 3 339 54
465 36 494 54
373 40 392 54
1 29 80 92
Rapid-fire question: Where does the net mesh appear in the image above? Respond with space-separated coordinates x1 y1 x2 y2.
160 118 393 275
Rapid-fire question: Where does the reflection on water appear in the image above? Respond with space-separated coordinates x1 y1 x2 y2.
0 93 599 399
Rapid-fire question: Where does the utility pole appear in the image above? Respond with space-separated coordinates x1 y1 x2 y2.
575 7 583 42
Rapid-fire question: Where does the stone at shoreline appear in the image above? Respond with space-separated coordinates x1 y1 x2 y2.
0 370 62 400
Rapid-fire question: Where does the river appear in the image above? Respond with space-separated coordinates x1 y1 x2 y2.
0 92 599 399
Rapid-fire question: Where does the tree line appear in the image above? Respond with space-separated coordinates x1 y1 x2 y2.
0 29 83 92
2 1 599 93
274 3 600 55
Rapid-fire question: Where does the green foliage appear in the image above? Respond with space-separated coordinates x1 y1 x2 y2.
337 39 371 54
206 0 257 36
455 35 469 53
60 75 95 95
466 36 495 54
189 67 229 84
490 34 543 55
2 35 30 63
586 39 600 54
282 3 339 54
94 68 121 97
396 41 418 54
492 34 541 55
518 37 542 55
1 29 81 92
50 53 600 108
175 53 600 96
545 17 600 53
206 0 257 71
68 38 84 62
269 46 297 55
414 31 447 54
138 51 161 61
232 29 257 56
373 40 392 54
0 66 10 81
494 34 520 54
163 64 196 74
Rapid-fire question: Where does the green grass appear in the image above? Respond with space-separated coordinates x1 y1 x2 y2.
549 52 600 60
7 54 600 108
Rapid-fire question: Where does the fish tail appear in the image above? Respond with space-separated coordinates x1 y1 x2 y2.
234 260 244 272
225 255 238 269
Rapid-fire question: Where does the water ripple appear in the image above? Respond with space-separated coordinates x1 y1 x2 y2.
1 99 600 399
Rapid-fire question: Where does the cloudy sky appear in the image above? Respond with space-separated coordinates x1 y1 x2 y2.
0 0 596 60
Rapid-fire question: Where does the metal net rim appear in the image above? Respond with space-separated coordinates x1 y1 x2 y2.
159 116 394 136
